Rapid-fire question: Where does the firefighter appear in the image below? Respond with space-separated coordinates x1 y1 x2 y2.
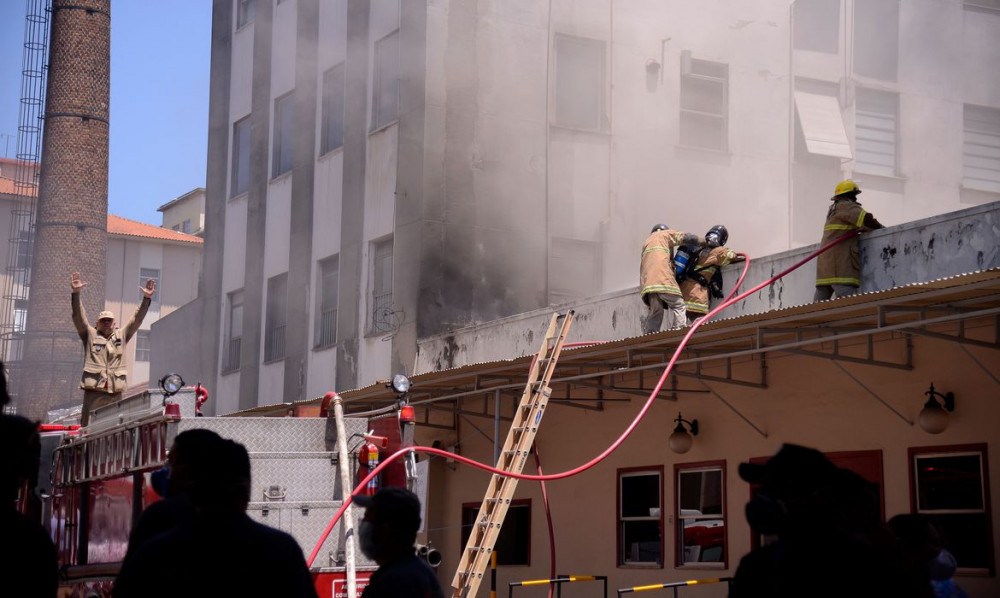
814 180 885 301
640 223 703 333
679 225 744 326
71 271 154 425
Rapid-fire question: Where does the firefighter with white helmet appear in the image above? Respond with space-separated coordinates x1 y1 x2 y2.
814 180 885 301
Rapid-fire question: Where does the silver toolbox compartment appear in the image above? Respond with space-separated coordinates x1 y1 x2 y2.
246 501 375 569
249 452 344 501
176 416 369 453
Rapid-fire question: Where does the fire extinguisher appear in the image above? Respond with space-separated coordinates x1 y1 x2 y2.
357 439 381 496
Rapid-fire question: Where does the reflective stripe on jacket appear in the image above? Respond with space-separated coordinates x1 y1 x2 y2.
815 199 880 288
680 246 738 314
640 229 702 301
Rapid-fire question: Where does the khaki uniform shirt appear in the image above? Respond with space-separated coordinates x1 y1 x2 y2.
640 230 702 301
72 292 151 394
680 246 739 315
816 198 883 287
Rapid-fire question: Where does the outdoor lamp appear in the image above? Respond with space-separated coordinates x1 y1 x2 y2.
918 383 955 435
158 373 185 399
390 373 411 395
669 412 699 454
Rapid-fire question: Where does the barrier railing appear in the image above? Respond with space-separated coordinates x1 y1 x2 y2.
510 574 607 598
618 577 733 597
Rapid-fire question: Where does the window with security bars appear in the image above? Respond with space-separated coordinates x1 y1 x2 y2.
369 238 393 334
963 104 1000 193
321 63 345 154
553 34 607 132
139 268 160 303
264 274 287 362
371 31 399 131
135 330 150 362
909 445 994 574
315 256 338 348
618 467 663 567
231 116 251 197
675 462 727 567
273 92 295 178
680 54 728 152
224 290 243 372
854 88 898 177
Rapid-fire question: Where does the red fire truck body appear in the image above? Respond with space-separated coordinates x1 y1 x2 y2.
25 387 409 597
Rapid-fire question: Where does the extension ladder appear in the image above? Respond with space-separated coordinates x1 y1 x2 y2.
451 311 575 598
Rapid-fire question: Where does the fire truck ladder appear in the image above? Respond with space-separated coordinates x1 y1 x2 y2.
451 310 575 598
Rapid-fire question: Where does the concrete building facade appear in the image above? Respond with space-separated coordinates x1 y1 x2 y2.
157 187 206 237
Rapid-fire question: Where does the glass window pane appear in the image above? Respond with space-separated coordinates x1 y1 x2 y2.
853 0 898 81
793 0 840 53
621 520 661 565
681 519 726 564
916 454 984 511
232 116 251 196
679 469 723 516
554 35 605 131
621 473 660 517
321 64 345 153
373 32 399 130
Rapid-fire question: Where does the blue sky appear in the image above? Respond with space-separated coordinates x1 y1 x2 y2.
0 1 212 225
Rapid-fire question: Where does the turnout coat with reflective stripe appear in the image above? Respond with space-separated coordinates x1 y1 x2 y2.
72 292 151 394
640 229 701 302
680 246 739 314
815 198 881 287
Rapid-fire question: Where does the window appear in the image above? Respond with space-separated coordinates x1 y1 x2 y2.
371 31 399 131
910 445 994 574
792 0 840 54
236 0 255 29
181 220 192 234
273 92 295 178
264 274 288 362
171 225 181 231
461 500 531 566
618 467 663 567
679 54 728 152
12 299 27 333
320 63 345 154
224 290 243 372
135 330 150 362
963 104 1000 193
15 229 31 271
315 256 338 348
231 116 251 197
853 0 898 81
793 79 852 160
854 88 898 177
140 268 160 303
675 462 726 567
554 34 606 132
369 238 393 334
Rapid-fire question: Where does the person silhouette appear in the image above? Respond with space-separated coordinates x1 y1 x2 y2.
114 433 318 598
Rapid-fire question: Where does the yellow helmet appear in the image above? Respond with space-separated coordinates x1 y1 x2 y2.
833 179 861 198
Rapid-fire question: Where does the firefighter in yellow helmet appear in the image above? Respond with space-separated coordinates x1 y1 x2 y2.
814 180 885 301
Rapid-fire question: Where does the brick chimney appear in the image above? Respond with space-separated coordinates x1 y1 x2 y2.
19 0 111 420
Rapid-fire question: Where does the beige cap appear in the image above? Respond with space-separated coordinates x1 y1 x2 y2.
97 311 115 321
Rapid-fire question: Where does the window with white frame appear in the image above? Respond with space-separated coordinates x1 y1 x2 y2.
853 0 898 81
231 115 251 197
139 268 160 303
963 104 1000 193
369 238 393 334
854 88 898 177
135 330 151 362
321 63 346 154
224 290 243 373
910 445 994 574
315 256 338 348
792 0 840 54
679 54 728 152
236 0 255 29
371 31 399 131
273 92 295 178
264 274 287 362
618 467 663 567
675 462 726 567
554 34 607 132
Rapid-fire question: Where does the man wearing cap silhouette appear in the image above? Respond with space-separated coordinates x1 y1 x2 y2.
354 486 444 598
732 443 930 598
71 271 154 425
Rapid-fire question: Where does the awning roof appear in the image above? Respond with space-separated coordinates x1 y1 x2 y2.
794 90 853 159
233 268 1000 419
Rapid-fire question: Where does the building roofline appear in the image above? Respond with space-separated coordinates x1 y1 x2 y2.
156 187 206 212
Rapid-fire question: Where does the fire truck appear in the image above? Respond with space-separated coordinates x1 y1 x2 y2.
21 373 429 598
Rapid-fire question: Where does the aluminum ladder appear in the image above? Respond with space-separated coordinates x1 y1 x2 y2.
450 311 575 598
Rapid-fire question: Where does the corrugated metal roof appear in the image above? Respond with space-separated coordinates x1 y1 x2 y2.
233 268 1000 417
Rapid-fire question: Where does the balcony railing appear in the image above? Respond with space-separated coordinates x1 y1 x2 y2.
316 308 337 348
264 324 286 362
223 337 241 373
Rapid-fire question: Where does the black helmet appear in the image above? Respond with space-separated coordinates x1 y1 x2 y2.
651 223 669 234
705 225 728 247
